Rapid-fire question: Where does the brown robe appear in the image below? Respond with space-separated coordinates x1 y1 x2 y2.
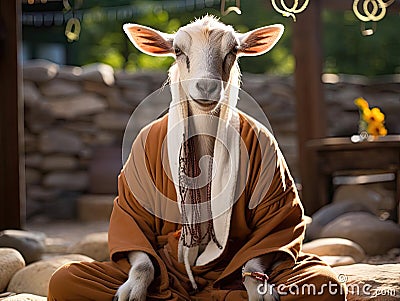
48 113 346 301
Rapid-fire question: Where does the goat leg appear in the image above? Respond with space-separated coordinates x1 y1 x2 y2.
243 256 280 301
114 251 155 301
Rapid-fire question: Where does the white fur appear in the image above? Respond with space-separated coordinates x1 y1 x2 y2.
119 15 284 300
114 251 154 301
243 258 280 301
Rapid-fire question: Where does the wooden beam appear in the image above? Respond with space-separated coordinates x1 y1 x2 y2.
292 1 326 215
0 0 24 230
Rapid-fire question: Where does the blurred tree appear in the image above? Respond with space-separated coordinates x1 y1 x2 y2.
323 10 400 76
23 0 400 75
73 0 294 74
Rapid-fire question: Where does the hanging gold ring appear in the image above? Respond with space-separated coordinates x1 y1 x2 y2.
360 21 377 36
353 0 386 22
65 17 81 41
271 0 309 21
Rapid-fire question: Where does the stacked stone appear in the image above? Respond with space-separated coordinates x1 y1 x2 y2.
23 60 167 219
22 60 400 220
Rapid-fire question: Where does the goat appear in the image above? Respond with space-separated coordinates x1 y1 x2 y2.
115 15 284 301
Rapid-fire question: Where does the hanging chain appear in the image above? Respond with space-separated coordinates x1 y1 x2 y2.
353 0 395 35
64 0 82 42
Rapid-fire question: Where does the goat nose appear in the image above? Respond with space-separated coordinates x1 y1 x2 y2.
196 80 218 95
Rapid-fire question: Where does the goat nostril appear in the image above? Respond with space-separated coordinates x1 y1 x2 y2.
196 80 218 95
196 81 205 93
208 81 218 93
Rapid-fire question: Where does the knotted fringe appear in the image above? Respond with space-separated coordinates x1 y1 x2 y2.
178 133 222 250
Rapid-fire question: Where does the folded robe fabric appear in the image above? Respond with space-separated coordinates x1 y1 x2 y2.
108 111 336 299
48 110 345 301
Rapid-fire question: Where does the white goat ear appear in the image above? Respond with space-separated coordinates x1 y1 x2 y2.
123 24 174 57
237 24 284 57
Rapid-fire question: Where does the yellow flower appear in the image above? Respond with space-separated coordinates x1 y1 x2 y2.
354 97 369 110
363 107 385 123
367 121 387 137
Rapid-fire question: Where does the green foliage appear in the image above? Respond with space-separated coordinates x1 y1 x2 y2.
67 0 400 76
323 10 400 76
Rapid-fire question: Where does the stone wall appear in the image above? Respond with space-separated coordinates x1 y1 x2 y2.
23 59 400 219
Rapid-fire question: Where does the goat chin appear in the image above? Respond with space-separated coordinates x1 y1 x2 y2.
243 257 281 301
114 251 154 301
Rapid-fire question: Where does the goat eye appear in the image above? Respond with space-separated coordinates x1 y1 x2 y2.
174 47 183 56
230 46 238 56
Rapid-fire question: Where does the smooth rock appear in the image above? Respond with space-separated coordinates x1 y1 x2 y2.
25 168 41 185
42 195 79 220
320 212 400 255
81 63 114 86
303 238 365 262
57 65 82 81
0 230 46 264
7 254 93 297
307 201 370 240
106 89 132 111
25 105 55 134
68 232 109 261
26 198 42 219
333 184 396 218
40 155 78 171
121 87 150 106
320 255 356 267
96 131 118 146
43 171 88 191
23 81 41 107
24 132 38 153
83 81 132 112
82 82 129 112
94 112 130 130
40 79 82 97
45 93 107 119
23 60 59 82
115 70 166 88
43 237 70 255
2 293 47 301
25 154 43 169
39 129 82 154
333 264 400 300
0 248 25 292
26 186 59 202
77 194 114 222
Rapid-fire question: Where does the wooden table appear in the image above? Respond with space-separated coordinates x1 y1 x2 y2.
306 135 400 222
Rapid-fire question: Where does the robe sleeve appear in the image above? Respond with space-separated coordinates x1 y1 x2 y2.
108 126 170 293
215 130 306 285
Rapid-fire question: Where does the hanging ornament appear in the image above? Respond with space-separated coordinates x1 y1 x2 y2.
221 0 241 16
352 0 395 35
270 0 309 21
65 17 81 41
63 0 82 42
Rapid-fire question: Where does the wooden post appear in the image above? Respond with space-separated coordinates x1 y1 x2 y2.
292 1 326 215
0 0 24 230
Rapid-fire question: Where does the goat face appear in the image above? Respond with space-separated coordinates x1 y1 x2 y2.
124 15 284 112
171 20 238 111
